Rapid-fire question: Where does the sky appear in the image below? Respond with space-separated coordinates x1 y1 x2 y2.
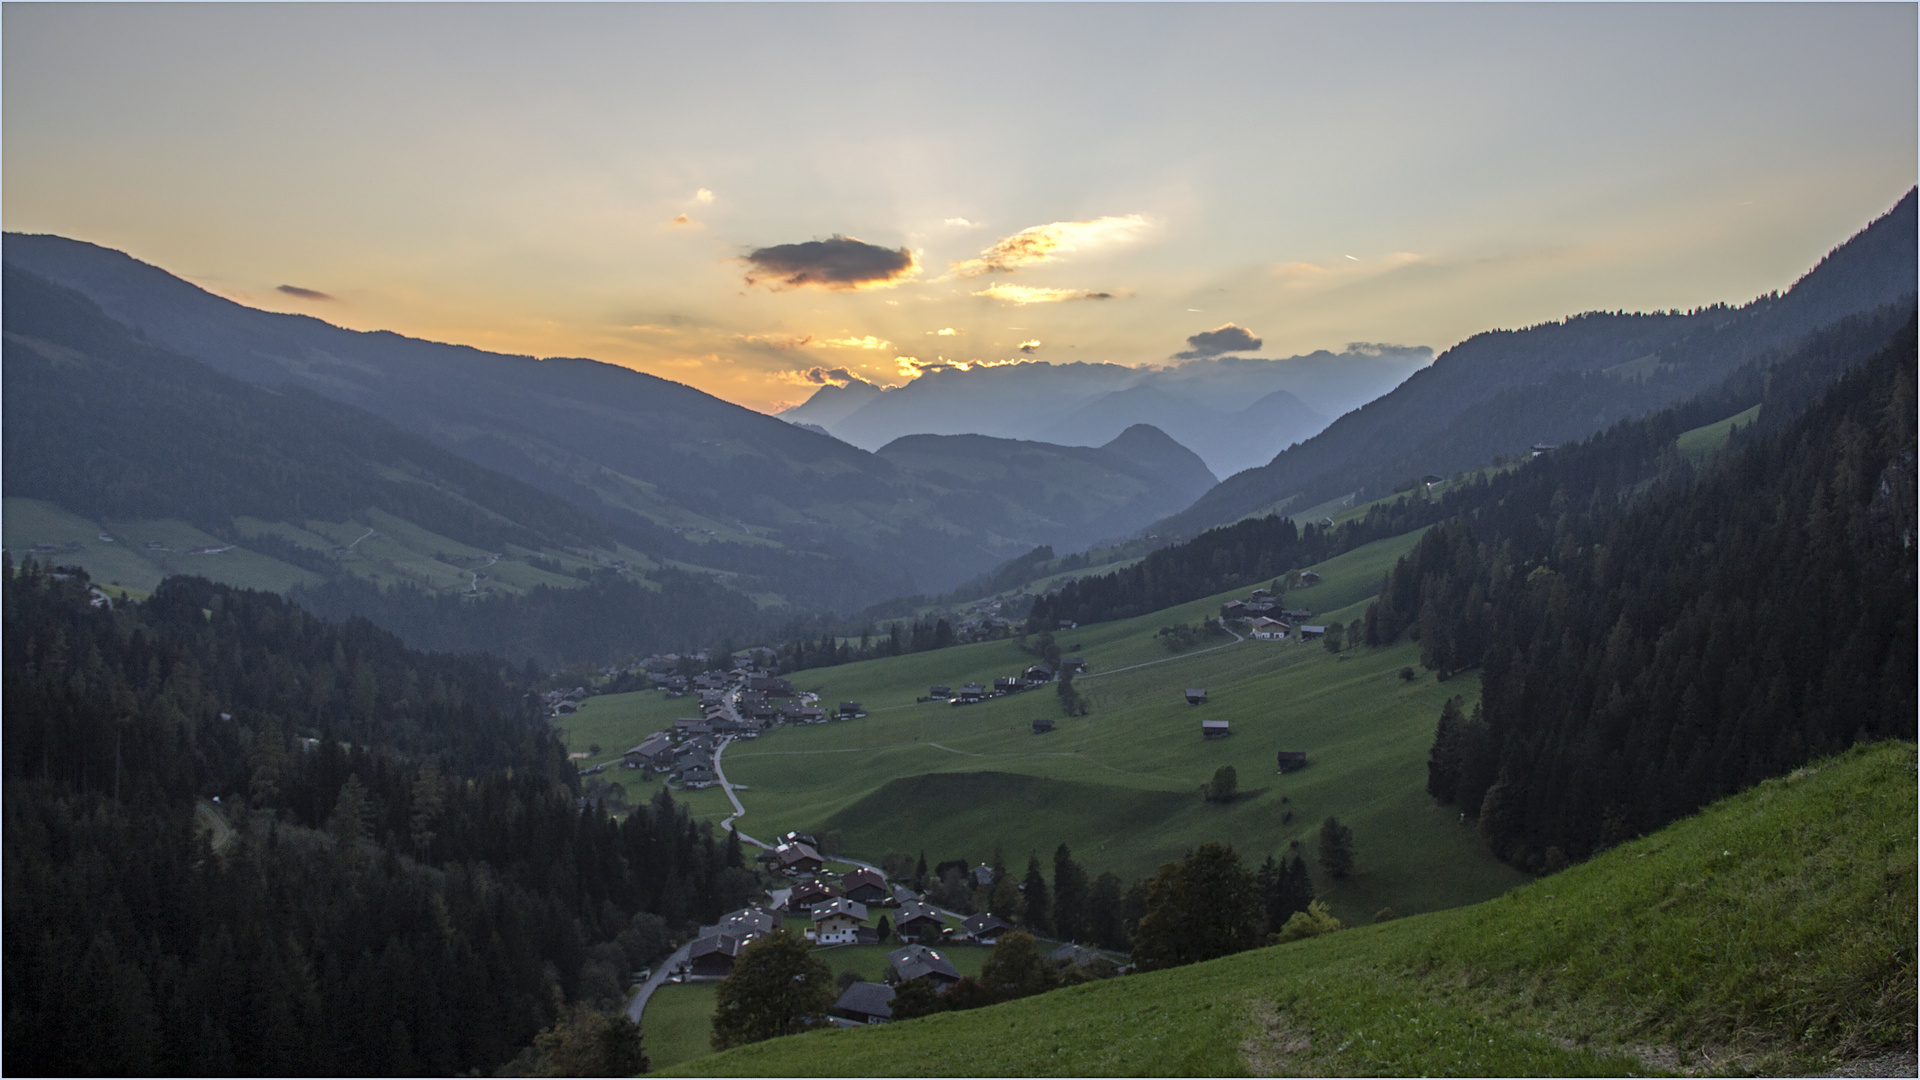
5 3 1915 413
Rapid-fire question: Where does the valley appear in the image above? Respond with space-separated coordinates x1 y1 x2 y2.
556 529 1533 925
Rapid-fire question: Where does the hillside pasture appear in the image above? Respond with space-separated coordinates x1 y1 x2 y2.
670 742 1918 1078
720 529 1530 922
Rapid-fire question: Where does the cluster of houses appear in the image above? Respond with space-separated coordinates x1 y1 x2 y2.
1220 587 1325 643
933 655 1085 710
655 837 1127 1029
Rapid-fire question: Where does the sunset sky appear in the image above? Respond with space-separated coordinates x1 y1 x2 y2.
6 3 1914 412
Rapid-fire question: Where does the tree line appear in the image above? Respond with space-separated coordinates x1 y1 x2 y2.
3 563 758 1074
1374 316 1916 870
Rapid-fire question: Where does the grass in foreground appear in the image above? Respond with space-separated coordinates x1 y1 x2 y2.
669 741 1917 1077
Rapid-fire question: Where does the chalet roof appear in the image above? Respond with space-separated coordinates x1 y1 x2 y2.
888 943 961 983
833 981 895 1020
961 912 1012 937
971 864 995 886
624 735 673 758
701 906 776 939
812 897 868 923
842 867 887 892
894 899 943 925
688 934 743 961
790 878 841 900
777 842 825 867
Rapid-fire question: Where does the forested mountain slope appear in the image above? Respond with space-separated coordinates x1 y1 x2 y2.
1385 316 1916 869
1161 188 1917 534
1033 301 1911 646
874 425 1216 551
2 565 752 1075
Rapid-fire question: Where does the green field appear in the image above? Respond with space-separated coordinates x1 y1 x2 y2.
5 494 664 602
709 530 1529 924
1676 403 1762 460
643 984 719 1070
5 498 322 593
670 741 1919 1077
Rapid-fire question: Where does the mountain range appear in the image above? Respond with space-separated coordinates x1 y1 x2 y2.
1153 189 1918 536
1 236 1219 609
779 344 1432 478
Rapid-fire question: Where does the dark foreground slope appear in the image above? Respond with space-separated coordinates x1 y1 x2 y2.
674 741 1916 1077
1 564 752 1075
1163 188 1917 534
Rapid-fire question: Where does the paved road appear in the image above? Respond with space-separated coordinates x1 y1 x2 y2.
712 735 768 850
624 939 692 1025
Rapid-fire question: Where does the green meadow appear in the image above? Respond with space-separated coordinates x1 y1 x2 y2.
642 984 720 1070
670 741 1918 1077
4 495 664 601
1676 403 1762 460
706 529 1531 923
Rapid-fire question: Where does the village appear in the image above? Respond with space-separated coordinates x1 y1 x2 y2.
627 829 1123 1034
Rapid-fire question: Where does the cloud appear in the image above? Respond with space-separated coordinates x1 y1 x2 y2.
1018 339 1042 354
276 284 334 301
735 333 814 351
744 235 917 291
896 355 1035 378
929 327 959 336
818 335 893 350
799 366 869 386
972 284 1114 305
953 214 1149 276
695 188 715 204
1173 323 1263 360
944 217 981 228
670 213 695 226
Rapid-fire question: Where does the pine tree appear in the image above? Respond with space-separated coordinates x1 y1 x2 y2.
1131 843 1265 970
1317 817 1355 880
1021 855 1051 933
1051 844 1088 943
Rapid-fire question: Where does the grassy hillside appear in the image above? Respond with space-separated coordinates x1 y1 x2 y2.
2 495 659 602
670 740 1918 1077
692 530 1530 922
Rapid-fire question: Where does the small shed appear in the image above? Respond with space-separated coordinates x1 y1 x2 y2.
1276 750 1309 773
1032 717 1055 734
1185 688 1208 706
929 685 952 698
1299 625 1327 639
1202 719 1231 740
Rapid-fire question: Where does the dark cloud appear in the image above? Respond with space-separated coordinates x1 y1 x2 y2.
276 284 335 301
1173 323 1261 359
744 235 916 291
